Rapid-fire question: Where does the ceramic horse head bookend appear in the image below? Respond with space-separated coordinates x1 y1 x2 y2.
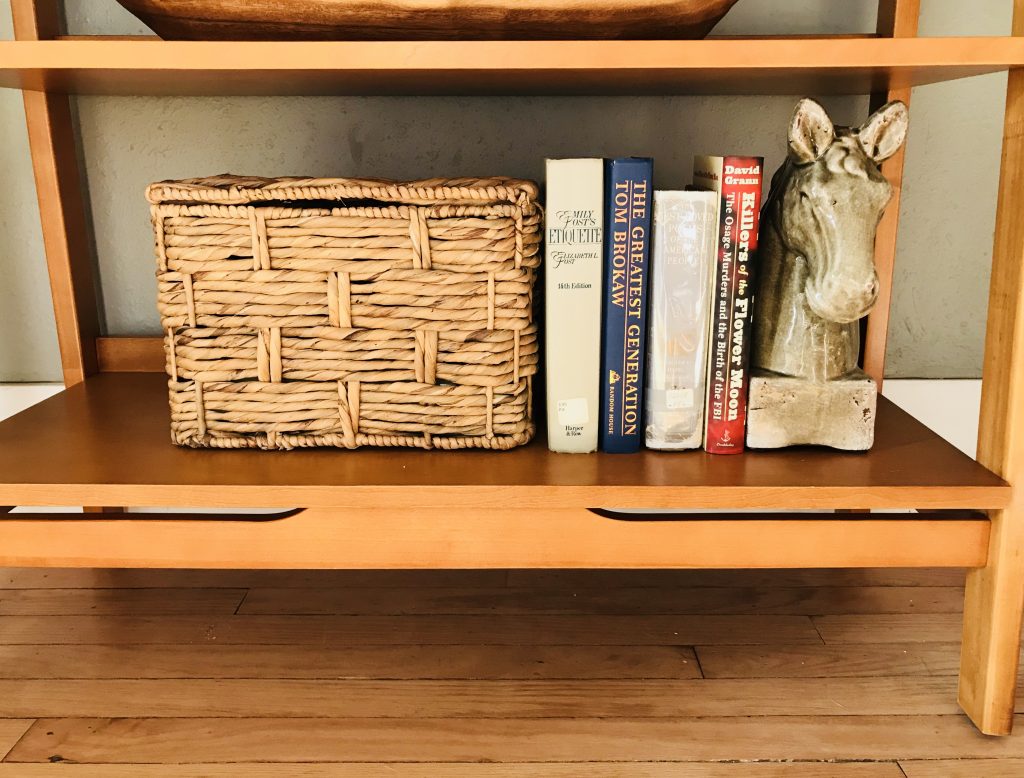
746 98 909 450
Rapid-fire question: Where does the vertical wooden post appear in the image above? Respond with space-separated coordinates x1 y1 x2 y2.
862 0 920 387
13 1 114 514
11 0 101 387
958 2 1024 737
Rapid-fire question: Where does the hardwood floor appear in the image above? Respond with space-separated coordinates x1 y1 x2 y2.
0 567 1021 775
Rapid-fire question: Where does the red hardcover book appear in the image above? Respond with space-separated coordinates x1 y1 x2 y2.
692 155 764 454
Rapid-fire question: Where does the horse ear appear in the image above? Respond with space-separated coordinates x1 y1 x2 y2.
858 101 909 163
788 98 835 164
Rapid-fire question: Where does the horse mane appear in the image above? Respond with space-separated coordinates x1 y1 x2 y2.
766 129 875 214
821 132 873 180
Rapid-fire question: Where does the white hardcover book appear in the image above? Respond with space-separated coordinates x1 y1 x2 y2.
644 190 720 450
544 158 604 453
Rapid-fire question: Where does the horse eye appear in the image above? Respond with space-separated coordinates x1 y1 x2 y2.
799 191 810 203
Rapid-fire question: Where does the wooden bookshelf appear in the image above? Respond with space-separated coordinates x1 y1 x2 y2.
0 37 1022 95
1 0 1023 738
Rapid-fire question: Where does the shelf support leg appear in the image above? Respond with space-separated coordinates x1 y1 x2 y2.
862 0 920 388
958 39 1024 734
13 0 106 514
11 0 102 387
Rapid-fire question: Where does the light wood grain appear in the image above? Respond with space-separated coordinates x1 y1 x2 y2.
698 642 1023 680
959 0 1024 736
12 0 122 518
0 613 821 646
0 509 991 569
862 0 919 385
875 0 921 41
504 568 970 588
815 614 967 644
0 719 33 761
0 568 509 589
238 585 966 616
1 37 1023 96
900 759 1024 778
95 337 166 373
0 762 908 777
9 0 60 38
0 374 1006 514
698 644 933 678
10 715 1024 763
0 643 700 680
0 677 989 719
927 644 1024 678
10 1 99 386
0 588 246 615
0 565 1015 765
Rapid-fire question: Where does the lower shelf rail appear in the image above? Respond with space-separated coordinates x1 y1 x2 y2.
0 507 990 569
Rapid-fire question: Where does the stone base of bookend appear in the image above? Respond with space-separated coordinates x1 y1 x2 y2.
746 368 877 451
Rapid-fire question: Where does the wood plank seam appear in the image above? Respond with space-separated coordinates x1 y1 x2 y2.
0 567 1018 764
0 720 35 763
6 714 1024 763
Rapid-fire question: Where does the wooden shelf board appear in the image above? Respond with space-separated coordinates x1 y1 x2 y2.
0 37 1021 96
0 372 1008 510
0 508 990 569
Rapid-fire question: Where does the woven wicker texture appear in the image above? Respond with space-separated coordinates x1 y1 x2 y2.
148 175 541 450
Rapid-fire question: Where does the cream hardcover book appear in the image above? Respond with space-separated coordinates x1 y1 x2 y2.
544 158 604 453
644 190 720 449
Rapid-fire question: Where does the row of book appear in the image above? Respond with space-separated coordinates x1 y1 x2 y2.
544 154 764 455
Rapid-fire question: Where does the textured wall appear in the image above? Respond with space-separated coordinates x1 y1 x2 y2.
887 2 1010 377
0 1 1010 381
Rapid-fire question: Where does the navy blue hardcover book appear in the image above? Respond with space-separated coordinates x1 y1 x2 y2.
599 157 654 453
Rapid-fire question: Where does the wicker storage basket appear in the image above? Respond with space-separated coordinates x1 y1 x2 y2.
147 174 541 450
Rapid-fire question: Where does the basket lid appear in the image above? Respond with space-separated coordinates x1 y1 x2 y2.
146 174 539 208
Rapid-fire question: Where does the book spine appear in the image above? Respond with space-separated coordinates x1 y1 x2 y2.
644 190 720 450
544 158 605 453
599 158 654 453
696 156 763 455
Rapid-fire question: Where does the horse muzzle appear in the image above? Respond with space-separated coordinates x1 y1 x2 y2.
804 276 879 324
